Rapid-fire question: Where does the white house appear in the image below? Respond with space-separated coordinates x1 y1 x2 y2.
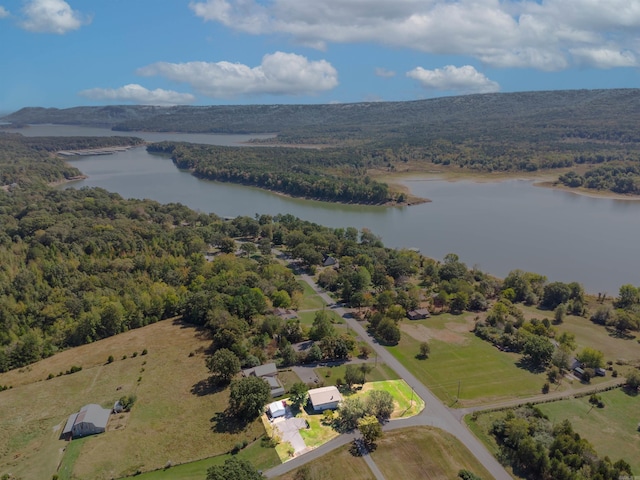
308 386 342 412
242 362 285 397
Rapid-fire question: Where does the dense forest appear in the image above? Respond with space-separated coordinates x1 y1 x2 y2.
147 142 396 204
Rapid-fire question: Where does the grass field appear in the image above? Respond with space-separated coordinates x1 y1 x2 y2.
370 426 493 480
276 444 375 480
0 319 276 480
314 362 399 386
358 380 425 418
298 309 343 326
124 440 278 480
537 388 640 473
388 316 548 407
297 279 326 310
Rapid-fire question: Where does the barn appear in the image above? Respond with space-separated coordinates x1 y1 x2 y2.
63 404 111 439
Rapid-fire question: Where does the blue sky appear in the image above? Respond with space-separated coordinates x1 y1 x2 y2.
0 0 639 112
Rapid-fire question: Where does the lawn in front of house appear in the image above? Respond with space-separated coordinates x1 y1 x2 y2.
388 326 547 407
358 380 424 418
296 280 326 310
298 309 343 326
314 362 399 386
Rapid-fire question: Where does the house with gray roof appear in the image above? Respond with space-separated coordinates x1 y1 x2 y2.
62 404 111 439
242 362 285 397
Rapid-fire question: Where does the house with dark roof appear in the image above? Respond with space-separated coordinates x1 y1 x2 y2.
62 404 111 439
407 308 430 320
273 308 299 320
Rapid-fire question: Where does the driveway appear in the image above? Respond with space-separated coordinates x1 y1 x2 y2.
273 410 308 455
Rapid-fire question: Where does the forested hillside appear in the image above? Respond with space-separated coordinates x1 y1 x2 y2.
148 142 397 205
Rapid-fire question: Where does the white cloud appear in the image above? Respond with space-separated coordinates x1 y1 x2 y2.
407 65 500 94
375 67 396 78
0 6 9 18
189 0 640 70
20 0 90 34
570 47 637 68
78 84 195 105
137 52 338 98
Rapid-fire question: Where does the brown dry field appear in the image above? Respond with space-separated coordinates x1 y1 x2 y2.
276 444 374 480
0 319 267 480
371 426 493 479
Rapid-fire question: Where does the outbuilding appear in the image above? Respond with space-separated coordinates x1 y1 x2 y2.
63 404 111 439
268 400 286 418
308 386 342 412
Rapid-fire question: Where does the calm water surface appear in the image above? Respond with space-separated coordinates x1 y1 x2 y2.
12 125 640 294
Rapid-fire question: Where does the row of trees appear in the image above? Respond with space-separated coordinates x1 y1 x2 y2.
559 165 640 195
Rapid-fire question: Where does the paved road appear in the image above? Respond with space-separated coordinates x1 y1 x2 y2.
296 272 513 480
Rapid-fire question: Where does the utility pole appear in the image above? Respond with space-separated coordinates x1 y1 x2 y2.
457 380 461 401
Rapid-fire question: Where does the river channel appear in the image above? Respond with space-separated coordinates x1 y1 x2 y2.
8 124 640 294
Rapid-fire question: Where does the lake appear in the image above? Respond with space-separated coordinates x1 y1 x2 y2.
9 124 640 294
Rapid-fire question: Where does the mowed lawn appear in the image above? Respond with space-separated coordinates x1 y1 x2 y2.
371 426 493 480
314 362 399 386
0 319 276 480
296 279 327 310
388 320 547 407
537 388 640 473
276 444 375 480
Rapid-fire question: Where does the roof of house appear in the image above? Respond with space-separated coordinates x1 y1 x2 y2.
408 308 430 316
74 404 110 429
243 362 278 378
308 386 342 407
265 376 282 388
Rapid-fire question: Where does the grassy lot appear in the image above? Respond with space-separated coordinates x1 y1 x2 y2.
0 319 275 480
314 362 399 386
123 440 278 480
277 369 303 393
389 320 548 407
358 380 424 418
298 309 343 326
371 426 493 480
276 444 375 480
537 388 640 473
57 437 89 480
296 279 327 310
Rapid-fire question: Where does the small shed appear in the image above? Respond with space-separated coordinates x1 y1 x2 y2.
322 256 338 267
64 404 111 439
268 400 286 418
308 386 342 412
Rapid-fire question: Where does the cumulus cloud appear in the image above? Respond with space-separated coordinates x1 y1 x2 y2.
407 65 500 94
189 0 640 70
20 0 90 34
78 84 195 105
137 52 338 98
0 6 9 18
570 47 637 68
375 67 396 78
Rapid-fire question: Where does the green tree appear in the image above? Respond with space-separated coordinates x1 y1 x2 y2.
337 397 366 430
228 376 271 421
358 415 382 446
345 364 365 389
577 347 604 368
625 370 640 392
288 382 309 408
375 318 401 345
365 389 395 422
418 341 430 359
206 457 264 480
541 282 571 309
309 311 335 341
280 343 297 367
206 348 241 384
522 335 554 369
616 284 639 309
553 303 566 324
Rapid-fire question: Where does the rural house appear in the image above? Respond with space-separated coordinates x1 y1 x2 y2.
62 404 111 439
242 362 286 397
322 255 338 267
308 386 342 411
407 308 430 320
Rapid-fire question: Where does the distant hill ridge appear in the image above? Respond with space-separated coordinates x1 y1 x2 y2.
3 89 640 143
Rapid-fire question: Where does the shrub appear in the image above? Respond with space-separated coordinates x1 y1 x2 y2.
141 348 148 355
132 351 138 358
47 373 54 380
542 382 550 394
107 355 114 364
